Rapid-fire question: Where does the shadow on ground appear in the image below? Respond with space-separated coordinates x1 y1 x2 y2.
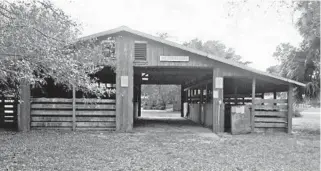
134 111 215 136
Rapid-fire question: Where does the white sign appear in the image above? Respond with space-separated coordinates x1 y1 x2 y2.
213 90 219 99
160 56 189 62
231 107 236 113
239 106 245 113
233 106 245 114
121 76 128 87
215 77 223 89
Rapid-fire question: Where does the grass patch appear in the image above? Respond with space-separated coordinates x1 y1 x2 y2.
1 128 320 170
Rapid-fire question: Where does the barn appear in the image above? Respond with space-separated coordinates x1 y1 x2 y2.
12 26 305 134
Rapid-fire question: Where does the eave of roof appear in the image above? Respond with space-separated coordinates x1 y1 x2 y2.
78 26 306 87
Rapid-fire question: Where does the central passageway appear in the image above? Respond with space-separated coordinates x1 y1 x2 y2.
134 110 216 136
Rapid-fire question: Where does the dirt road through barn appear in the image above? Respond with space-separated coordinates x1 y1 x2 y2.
135 110 219 140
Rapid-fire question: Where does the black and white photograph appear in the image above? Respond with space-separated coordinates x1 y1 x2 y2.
0 0 320 170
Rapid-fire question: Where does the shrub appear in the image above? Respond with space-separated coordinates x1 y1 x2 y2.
293 108 303 117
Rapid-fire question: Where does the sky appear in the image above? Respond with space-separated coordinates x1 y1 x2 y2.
52 0 303 71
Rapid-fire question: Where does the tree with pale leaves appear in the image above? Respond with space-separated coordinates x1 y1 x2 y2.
228 0 320 101
268 1 319 101
183 39 251 65
0 0 115 96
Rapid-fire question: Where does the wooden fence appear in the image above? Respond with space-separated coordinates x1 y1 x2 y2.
31 98 116 130
253 99 288 132
224 97 252 105
0 96 18 130
224 94 264 105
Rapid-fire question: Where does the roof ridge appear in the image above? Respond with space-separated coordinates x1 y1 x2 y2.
78 26 305 87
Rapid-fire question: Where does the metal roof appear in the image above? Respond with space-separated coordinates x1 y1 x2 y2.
79 26 305 87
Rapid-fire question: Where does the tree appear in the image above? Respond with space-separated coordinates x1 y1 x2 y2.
272 2 320 100
266 65 280 76
142 85 180 110
228 1 320 101
156 32 170 39
0 0 115 96
183 39 251 65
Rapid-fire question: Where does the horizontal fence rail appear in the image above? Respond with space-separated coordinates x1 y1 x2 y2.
0 96 18 130
31 98 116 131
253 99 288 132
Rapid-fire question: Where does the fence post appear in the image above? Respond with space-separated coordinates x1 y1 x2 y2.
19 81 30 132
287 84 293 134
181 85 185 117
72 85 76 131
251 77 256 132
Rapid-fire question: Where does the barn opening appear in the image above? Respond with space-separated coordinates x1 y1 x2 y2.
133 67 216 130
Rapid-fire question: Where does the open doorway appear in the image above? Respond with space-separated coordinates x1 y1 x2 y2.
140 84 181 118
133 67 213 131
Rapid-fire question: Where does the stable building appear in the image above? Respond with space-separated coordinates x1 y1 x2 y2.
14 26 305 134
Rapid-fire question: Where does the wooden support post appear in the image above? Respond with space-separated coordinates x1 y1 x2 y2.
205 84 208 103
251 77 256 132
72 85 76 131
273 91 277 99
204 84 208 125
287 84 293 134
186 90 188 117
234 86 238 105
138 84 141 117
115 35 134 132
181 84 185 117
273 90 277 106
261 92 264 105
187 90 190 103
18 81 30 132
16 102 20 130
199 87 204 123
212 68 224 133
0 97 4 128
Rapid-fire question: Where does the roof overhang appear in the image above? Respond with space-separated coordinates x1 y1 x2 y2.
78 26 306 87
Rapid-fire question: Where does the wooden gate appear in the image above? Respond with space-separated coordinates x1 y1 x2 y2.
31 98 116 130
0 96 18 130
253 99 288 132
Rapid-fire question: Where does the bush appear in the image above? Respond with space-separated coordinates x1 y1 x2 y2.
293 108 303 117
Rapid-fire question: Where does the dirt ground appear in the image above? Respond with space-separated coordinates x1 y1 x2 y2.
0 110 320 171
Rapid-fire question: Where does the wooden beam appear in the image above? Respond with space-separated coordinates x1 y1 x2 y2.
18 81 30 132
181 85 184 117
138 84 141 117
273 91 277 99
199 87 203 123
212 68 224 133
287 84 293 133
251 77 256 132
72 85 76 131
212 73 216 133
115 35 134 132
234 85 238 104
273 90 277 105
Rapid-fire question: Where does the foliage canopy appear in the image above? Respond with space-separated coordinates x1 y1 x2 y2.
0 0 115 96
